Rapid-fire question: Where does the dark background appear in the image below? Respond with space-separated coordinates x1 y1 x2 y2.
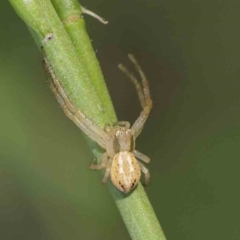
1 0 240 239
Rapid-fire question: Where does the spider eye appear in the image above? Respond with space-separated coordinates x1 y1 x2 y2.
126 129 132 135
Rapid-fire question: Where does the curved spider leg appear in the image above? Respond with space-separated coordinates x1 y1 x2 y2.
49 77 106 148
89 152 108 170
133 150 150 163
137 161 150 186
128 54 153 137
128 54 152 107
43 60 108 148
74 109 108 146
42 50 108 142
118 64 146 109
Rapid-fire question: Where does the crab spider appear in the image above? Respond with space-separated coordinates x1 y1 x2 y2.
43 54 152 193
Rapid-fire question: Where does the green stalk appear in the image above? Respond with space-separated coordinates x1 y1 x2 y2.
9 0 166 239
50 0 115 121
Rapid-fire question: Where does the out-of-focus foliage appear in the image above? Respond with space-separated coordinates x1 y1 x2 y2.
1 0 240 239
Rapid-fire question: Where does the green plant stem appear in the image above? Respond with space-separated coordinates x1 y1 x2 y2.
9 0 166 239
50 0 115 120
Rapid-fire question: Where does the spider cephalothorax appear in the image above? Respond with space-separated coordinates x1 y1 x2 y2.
44 54 152 193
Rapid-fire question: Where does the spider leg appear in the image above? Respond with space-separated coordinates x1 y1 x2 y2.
118 64 146 109
102 158 112 184
118 55 152 138
128 54 152 109
137 161 150 186
134 150 150 163
128 54 153 137
43 59 108 148
89 152 108 170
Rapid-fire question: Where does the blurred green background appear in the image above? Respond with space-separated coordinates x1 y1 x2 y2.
1 0 240 239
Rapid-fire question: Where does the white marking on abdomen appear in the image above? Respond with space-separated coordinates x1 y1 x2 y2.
127 155 134 172
118 154 124 174
117 151 134 188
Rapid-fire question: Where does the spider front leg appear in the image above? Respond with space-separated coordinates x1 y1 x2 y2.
128 54 152 137
43 58 108 149
118 54 153 138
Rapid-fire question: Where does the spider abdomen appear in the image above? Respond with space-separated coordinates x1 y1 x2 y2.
110 151 141 193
